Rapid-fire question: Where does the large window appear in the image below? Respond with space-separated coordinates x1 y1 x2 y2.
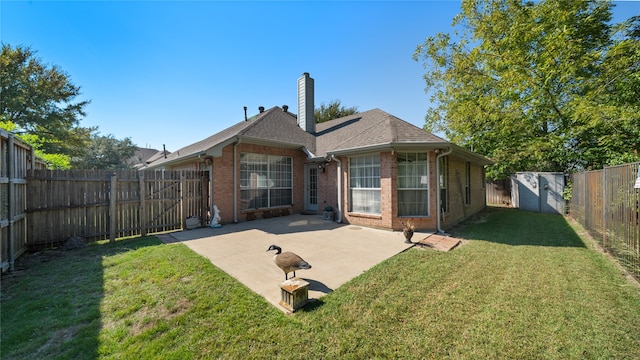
240 153 292 210
349 154 380 214
397 152 429 216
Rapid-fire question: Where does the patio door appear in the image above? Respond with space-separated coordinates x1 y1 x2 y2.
305 164 318 213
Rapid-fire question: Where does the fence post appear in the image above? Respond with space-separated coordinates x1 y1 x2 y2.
139 171 147 236
109 173 117 243
179 171 185 228
584 171 588 228
603 167 607 248
7 133 14 272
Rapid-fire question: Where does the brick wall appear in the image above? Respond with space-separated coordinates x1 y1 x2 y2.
340 151 439 232
211 145 235 223
339 151 485 232
211 143 307 224
165 145 487 230
317 161 338 212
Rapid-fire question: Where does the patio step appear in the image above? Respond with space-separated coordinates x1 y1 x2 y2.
416 234 461 252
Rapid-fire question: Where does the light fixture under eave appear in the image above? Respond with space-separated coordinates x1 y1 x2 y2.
317 162 329 173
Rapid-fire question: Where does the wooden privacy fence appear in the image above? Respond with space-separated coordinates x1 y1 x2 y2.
568 162 640 281
26 169 209 249
1 130 33 272
486 178 513 206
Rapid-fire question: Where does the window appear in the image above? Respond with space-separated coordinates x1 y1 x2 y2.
439 155 448 213
240 153 292 210
349 154 380 214
465 161 471 205
397 152 429 216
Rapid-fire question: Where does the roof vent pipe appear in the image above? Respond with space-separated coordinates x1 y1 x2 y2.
243 106 248 121
259 106 265 113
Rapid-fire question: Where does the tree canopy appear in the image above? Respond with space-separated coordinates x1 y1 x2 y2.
70 134 137 170
1 44 140 169
1 44 94 158
314 99 358 123
414 0 639 179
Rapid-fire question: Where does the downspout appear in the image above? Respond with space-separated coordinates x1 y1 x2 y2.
436 147 452 234
330 154 342 223
233 138 241 223
209 159 214 224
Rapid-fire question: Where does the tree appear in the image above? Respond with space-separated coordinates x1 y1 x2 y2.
573 15 640 166
1 44 93 158
70 134 137 170
413 0 638 179
0 120 71 169
314 99 358 123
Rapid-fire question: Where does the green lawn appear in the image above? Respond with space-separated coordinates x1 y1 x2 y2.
2 208 640 359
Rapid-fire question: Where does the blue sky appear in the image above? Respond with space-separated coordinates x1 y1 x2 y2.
2 1 638 151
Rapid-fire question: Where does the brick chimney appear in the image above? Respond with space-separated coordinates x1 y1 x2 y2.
297 72 315 134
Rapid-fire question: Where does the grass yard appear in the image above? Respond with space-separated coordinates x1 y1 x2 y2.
2 207 640 359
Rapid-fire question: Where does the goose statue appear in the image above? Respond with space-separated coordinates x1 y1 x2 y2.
266 245 312 280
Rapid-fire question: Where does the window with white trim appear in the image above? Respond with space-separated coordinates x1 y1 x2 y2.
397 152 429 216
349 154 380 214
240 153 292 210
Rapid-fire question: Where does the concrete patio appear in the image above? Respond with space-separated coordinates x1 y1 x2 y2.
157 214 431 312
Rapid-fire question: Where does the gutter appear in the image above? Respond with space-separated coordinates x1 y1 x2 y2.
436 146 452 234
330 154 342 223
328 141 450 157
301 146 317 159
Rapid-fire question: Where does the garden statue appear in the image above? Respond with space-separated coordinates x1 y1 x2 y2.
210 205 222 228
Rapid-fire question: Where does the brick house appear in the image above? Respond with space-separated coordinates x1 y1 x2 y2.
147 73 492 232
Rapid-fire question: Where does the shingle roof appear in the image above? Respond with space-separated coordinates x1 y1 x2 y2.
129 147 168 169
240 107 316 151
148 106 315 167
315 108 447 156
148 107 491 168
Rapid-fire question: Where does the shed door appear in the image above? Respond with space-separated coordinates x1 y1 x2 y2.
540 173 565 214
517 173 540 212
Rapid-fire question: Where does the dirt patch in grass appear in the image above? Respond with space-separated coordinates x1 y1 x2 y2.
2 250 67 297
33 323 88 358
